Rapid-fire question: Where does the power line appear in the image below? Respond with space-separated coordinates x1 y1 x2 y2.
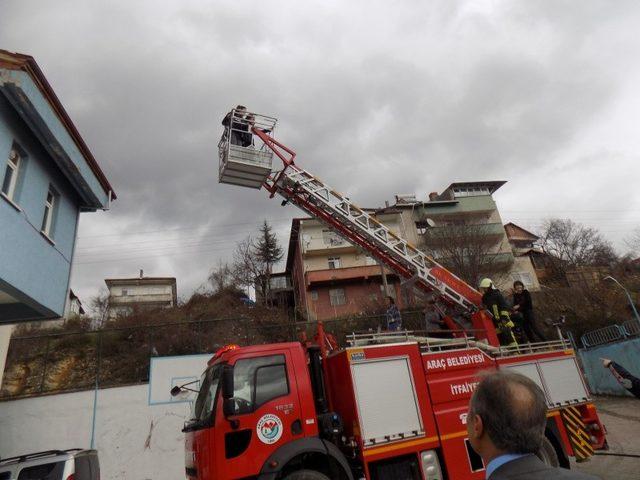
75 244 237 265
76 216 294 239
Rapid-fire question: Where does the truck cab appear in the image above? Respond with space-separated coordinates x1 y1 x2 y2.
184 343 329 480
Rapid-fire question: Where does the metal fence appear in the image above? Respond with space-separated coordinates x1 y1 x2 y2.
580 319 640 348
1 310 431 400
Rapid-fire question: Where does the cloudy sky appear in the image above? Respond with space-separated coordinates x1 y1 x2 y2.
2 0 639 307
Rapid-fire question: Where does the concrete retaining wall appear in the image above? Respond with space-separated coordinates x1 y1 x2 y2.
578 337 640 396
0 384 190 480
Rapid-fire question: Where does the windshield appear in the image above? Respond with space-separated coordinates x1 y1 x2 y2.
193 364 222 422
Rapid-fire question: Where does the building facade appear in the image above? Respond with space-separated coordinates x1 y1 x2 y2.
0 50 114 324
286 213 408 321
391 183 520 291
504 222 543 290
105 274 177 320
284 181 533 320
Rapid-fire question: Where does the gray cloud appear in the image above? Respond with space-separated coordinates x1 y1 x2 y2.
2 0 639 307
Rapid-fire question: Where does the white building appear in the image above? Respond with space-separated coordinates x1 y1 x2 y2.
105 272 177 319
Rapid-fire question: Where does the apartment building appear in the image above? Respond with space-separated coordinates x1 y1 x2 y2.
391 182 518 291
105 272 177 319
286 212 408 321
283 180 533 320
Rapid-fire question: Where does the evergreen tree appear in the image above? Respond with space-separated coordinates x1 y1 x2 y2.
253 221 284 304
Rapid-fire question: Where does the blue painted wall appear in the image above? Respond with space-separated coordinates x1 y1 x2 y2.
1 69 110 207
578 337 640 397
0 93 79 318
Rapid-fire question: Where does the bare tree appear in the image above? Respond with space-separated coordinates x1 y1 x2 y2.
418 221 513 287
89 288 110 329
232 236 264 294
539 219 617 279
231 221 284 305
625 227 640 255
208 260 236 293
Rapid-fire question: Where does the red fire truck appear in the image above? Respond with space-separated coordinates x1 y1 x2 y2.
181 110 607 480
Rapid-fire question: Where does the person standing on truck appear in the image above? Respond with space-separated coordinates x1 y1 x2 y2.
601 358 640 399
385 296 402 331
424 296 449 336
512 280 546 342
479 278 518 347
466 370 599 480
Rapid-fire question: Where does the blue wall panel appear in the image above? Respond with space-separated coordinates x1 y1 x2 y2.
578 337 640 397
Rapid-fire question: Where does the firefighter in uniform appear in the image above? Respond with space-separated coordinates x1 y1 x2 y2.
479 278 518 347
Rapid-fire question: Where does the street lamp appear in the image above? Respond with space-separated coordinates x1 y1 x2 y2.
603 275 640 327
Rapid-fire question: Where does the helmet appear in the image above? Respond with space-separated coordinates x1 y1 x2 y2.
479 278 493 289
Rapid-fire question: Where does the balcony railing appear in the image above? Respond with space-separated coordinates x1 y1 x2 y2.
417 222 506 240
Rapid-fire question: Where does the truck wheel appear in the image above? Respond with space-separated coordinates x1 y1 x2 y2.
283 469 330 480
536 437 559 467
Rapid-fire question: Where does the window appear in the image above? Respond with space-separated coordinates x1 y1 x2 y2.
1 148 20 201
512 272 534 287
322 229 344 246
193 365 222 422
17 462 65 480
328 257 341 269
232 355 288 413
255 364 288 406
329 288 346 306
310 290 318 301
121 288 129 296
41 188 58 237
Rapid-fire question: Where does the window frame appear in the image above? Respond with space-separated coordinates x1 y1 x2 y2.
329 287 346 306
193 364 223 426
41 187 57 238
1 149 21 202
231 354 289 414
328 257 341 269
253 363 289 409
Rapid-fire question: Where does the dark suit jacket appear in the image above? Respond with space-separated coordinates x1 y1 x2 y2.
490 455 600 480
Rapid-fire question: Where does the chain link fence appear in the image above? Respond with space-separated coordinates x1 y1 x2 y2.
1 310 429 400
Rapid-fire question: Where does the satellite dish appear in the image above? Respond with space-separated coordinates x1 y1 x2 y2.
425 218 436 228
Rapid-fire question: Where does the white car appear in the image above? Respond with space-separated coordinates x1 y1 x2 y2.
0 449 99 480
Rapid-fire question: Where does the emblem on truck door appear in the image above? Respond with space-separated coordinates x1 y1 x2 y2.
257 414 283 444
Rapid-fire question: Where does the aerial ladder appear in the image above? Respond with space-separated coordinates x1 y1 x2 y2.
218 109 500 345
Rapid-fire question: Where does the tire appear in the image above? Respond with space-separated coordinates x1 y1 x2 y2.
283 469 331 480
536 436 560 468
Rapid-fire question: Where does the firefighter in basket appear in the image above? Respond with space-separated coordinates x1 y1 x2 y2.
479 278 518 347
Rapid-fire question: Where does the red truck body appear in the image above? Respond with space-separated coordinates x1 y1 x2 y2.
184 334 605 480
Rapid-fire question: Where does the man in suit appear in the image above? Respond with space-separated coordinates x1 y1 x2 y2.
466 370 599 479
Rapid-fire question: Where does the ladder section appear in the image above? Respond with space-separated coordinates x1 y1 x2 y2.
274 163 482 311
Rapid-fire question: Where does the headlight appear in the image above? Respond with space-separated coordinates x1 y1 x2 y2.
421 450 443 480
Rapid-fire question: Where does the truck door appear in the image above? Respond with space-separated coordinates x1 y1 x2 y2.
215 349 304 478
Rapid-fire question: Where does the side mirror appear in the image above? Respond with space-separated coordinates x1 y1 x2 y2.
222 365 234 399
